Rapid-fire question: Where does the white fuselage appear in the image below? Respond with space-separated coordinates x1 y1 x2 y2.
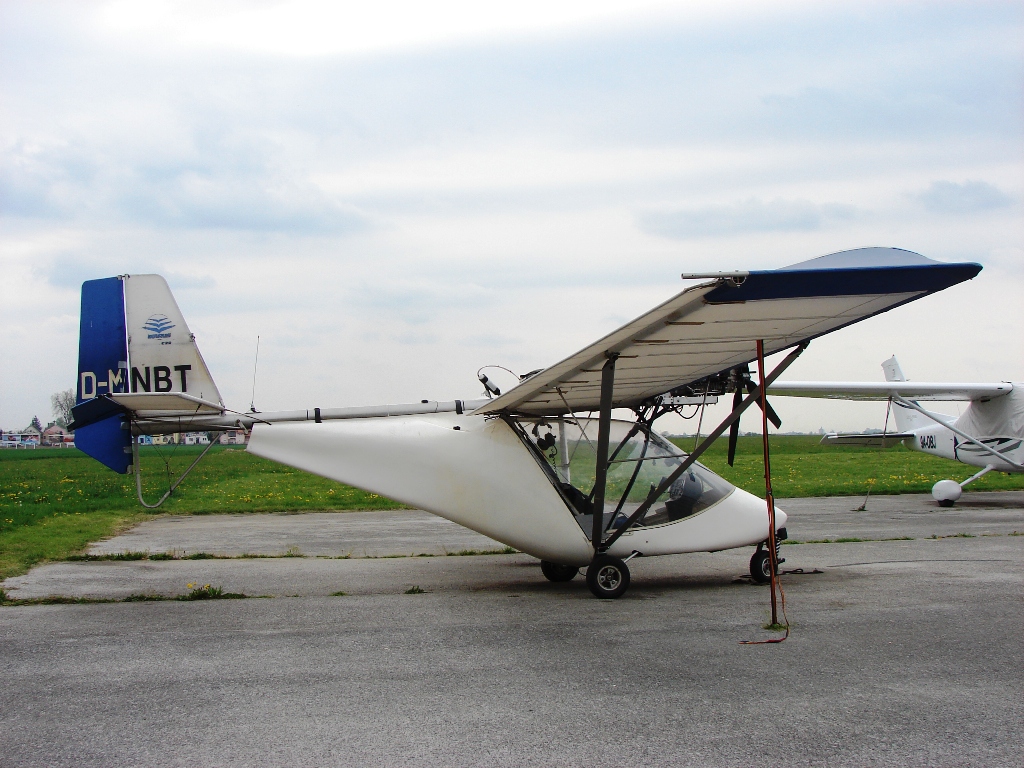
898 388 1024 473
247 412 783 566
903 421 1024 472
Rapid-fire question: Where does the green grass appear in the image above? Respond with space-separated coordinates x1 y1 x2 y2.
670 435 1024 498
3 435 1024 582
0 445 401 579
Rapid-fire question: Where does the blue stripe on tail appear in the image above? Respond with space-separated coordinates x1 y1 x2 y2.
74 277 133 473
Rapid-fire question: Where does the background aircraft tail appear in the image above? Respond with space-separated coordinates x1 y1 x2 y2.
74 275 222 473
882 355 929 433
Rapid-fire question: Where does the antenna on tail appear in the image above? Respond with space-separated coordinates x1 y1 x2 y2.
249 335 260 413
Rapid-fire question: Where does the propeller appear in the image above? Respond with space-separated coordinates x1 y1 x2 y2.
727 385 744 466
727 364 783 466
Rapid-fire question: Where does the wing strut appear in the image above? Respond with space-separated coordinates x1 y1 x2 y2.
592 353 618 550
597 341 808 554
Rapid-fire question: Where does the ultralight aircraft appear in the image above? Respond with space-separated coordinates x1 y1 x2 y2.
770 358 1023 506
69 247 981 598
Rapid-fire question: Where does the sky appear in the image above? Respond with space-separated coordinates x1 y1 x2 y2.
1 0 1022 435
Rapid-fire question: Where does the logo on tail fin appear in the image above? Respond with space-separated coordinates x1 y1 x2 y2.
143 314 175 339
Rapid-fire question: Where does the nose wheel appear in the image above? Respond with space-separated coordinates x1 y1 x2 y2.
749 533 786 584
586 554 631 599
749 550 774 584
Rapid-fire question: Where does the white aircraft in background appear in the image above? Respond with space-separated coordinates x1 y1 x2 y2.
770 358 1023 506
68 248 982 598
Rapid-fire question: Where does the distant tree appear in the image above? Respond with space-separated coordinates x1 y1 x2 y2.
51 389 75 428
28 415 43 432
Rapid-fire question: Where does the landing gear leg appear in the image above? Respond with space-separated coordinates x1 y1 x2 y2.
586 554 630 599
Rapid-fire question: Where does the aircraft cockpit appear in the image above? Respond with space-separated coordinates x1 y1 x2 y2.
509 417 734 538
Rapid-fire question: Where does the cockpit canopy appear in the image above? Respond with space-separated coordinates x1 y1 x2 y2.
511 417 734 536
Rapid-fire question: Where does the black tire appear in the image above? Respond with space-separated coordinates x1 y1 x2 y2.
586 555 630 599
540 560 579 582
938 499 955 508
749 550 774 584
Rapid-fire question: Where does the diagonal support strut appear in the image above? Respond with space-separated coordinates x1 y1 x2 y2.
599 342 808 553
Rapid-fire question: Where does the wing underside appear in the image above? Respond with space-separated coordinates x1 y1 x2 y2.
475 248 981 417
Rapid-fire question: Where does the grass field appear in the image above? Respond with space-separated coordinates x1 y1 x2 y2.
0 445 396 580
2 436 1023 580
676 434 1024 497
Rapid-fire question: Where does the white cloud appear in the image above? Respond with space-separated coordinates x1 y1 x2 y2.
638 199 857 239
1 0 1022 432
95 0 793 57
917 180 1013 215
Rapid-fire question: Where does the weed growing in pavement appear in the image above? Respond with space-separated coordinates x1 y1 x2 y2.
330 591 347 596
784 535 916 545
404 586 426 594
178 583 246 600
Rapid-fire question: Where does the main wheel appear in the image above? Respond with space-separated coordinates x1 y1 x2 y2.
586 555 630 599
749 549 775 584
540 560 579 582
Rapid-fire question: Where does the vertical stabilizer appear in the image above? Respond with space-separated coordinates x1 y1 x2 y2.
882 356 929 432
73 274 224 473
882 356 906 383
123 275 223 404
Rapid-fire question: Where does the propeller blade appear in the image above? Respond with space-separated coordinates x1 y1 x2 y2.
744 380 783 429
727 388 743 466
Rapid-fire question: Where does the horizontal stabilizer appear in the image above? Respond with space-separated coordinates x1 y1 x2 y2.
70 392 225 432
108 392 224 415
821 432 915 447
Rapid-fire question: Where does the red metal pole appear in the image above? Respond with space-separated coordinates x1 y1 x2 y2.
757 339 779 626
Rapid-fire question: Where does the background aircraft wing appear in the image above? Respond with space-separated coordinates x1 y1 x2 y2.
768 381 1013 402
474 247 981 416
820 432 916 447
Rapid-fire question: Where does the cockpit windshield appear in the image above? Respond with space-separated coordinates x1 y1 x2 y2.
511 417 734 538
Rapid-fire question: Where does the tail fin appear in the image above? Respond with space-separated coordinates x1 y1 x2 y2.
882 355 929 433
73 275 222 473
122 275 222 404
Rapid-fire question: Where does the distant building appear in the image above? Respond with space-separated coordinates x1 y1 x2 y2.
137 432 213 446
42 424 74 447
219 429 248 445
1 432 40 449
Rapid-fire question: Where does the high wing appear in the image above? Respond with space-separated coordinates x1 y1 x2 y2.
474 247 981 416
768 381 1014 402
